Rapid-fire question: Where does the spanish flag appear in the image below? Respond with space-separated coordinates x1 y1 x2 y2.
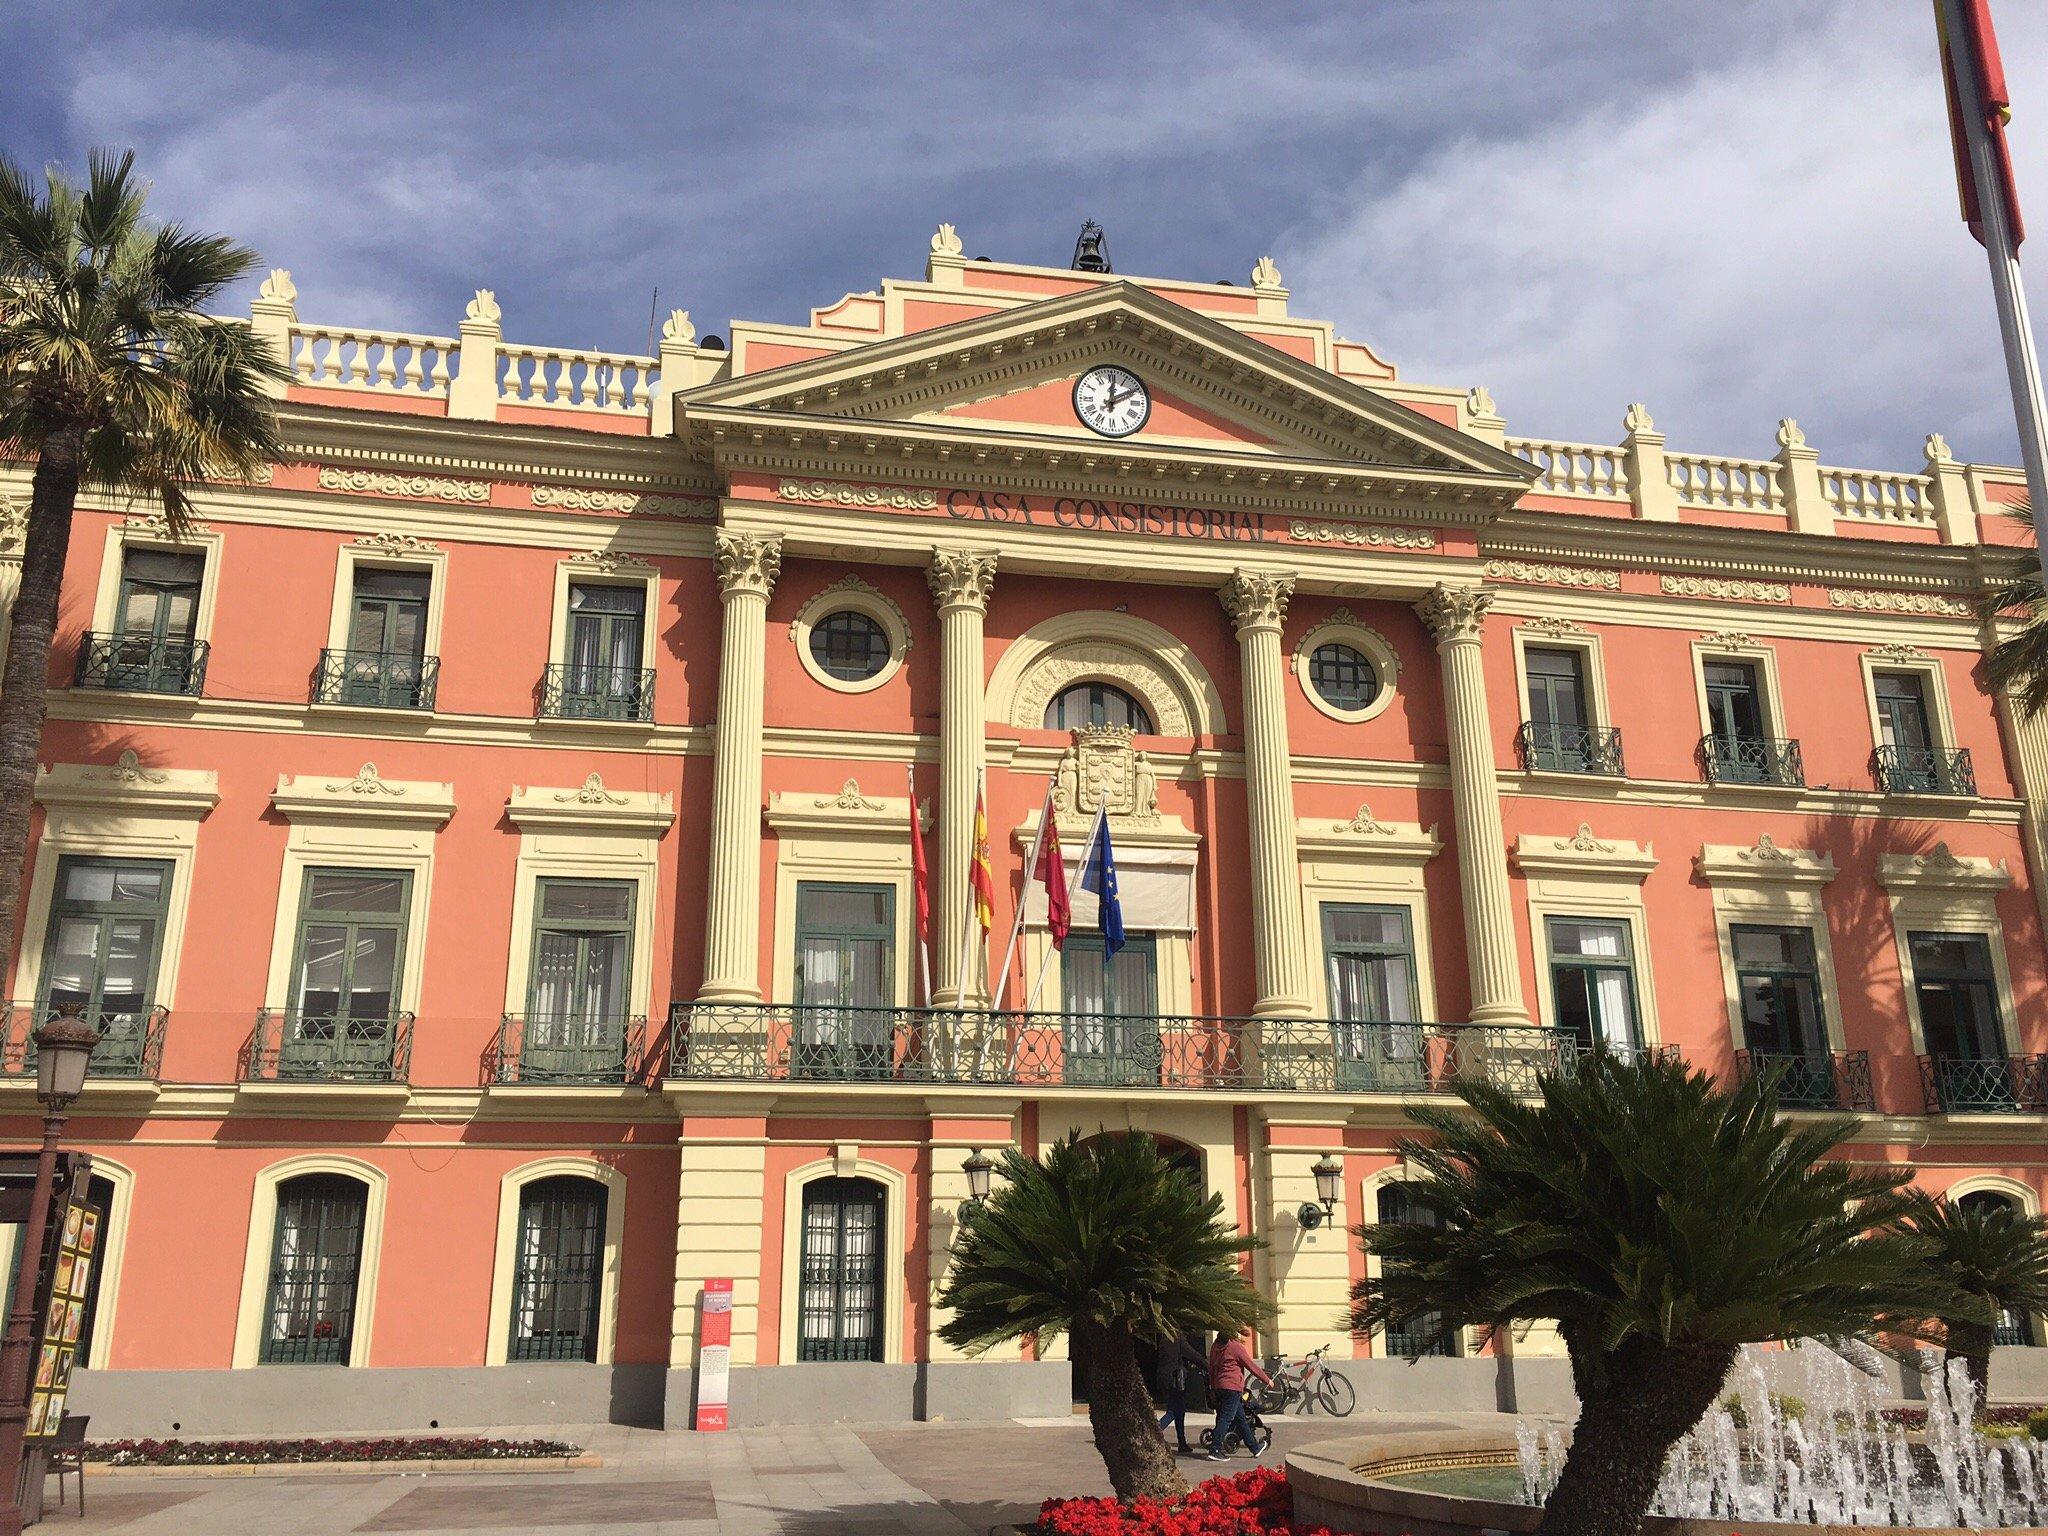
969 787 996 933
1939 0 2025 248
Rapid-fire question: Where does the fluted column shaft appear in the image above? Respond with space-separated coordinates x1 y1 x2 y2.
927 551 997 1006
1221 571 1310 1019
1417 583 1528 1025
698 533 782 1002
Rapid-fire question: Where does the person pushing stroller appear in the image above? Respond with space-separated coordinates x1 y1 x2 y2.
1204 1329 1273 1461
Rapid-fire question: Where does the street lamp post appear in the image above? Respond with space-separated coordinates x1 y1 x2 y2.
0 1008 97 1534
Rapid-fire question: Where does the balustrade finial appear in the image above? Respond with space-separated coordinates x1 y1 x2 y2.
930 222 964 258
1623 401 1655 435
1250 255 1283 291
256 268 297 305
661 308 696 345
465 289 502 325
1925 431 1954 464
1775 417 1807 451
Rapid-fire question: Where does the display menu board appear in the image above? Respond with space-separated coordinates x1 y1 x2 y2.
27 1196 96 1440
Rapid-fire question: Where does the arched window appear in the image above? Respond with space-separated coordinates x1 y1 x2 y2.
1375 1183 1457 1359
74 1175 117 1365
261 1174 368 1365
798 1177 884 1362
509 1176 607 1362
1045 682 1153 733
1957 1190 2040 1346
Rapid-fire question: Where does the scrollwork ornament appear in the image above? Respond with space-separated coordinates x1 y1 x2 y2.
1416 583 1493 644
554 772 628 806
1218 570 1295 634
714 532 783 598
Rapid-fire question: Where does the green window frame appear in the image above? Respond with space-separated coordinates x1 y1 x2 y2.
336 567 433 707
260 1173 367 1365
1545 916 1641 1054
796 1176 884 1363
1909 931 2005 1062
1873 672 1935 755
792 883 896 1079
1376 1183 1457 1358
508 1176 607 1362
37 855 171 1030
115 548 203 646
1321 903 1423 1090
1044 682 1153 733
1060 932 1159 1084
1731 923 1828 1059
522 879 637 1081
283 869 411 1078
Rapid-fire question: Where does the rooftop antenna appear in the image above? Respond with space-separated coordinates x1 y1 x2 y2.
646 287 659 358
1071 220 1111 274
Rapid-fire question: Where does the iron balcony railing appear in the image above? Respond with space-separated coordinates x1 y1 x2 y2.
1919 1054 2048 1115
1516 721 1626 776
74 632 208 697
538 662 655 723
1872 744 1977 797
667 1003 1580 1096
1734 1049 1875 1112
313 648 440 710
1700 733 1805 788
0 1003 167 1081
489 1014 648 1086
244 1009 414 1085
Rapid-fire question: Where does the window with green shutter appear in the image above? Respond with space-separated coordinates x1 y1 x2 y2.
260 1174 367 1365
509 1177 607 1362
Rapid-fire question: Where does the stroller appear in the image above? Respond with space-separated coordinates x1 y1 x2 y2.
1196 1376 1273 1457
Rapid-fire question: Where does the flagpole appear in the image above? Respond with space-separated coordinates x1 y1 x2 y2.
950 765 987 1007
1025 805 1106 1014
907 763 933 1009
1940 0 2048 571
992 780 1054 1010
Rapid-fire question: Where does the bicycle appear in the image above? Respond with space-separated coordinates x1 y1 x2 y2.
1252 1343 1357 1417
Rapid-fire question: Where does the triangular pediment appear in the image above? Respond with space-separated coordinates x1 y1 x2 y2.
682 281 1532 485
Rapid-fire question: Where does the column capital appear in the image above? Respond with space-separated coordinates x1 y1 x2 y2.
1219 569 1296 635
714 531 783 598
927 549 997 612
1415 582 1494 645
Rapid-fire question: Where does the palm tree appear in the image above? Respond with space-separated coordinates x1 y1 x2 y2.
1350 1054 1965 1536
0 150 282 965
936 1132 1269 1502
1903 1191 2048 1404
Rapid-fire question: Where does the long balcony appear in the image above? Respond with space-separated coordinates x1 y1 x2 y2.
1919 1054 2048 1115
538 662 654 723
74 633 208 697
1873 744 1976 797
1734 1049 1875 1111
489 1014 648 1086
1700 733 1804 788
313 648 440 710
0 1004 167 1081
243 1009 414 1085
667 1004 1579 1096
1515 722 1626 776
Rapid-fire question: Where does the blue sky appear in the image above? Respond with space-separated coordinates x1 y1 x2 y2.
6 1 2046 469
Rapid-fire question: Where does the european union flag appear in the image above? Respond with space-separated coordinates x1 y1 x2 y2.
1081 816 1125 956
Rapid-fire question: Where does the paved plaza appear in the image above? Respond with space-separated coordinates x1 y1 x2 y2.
51 1413 1495 1536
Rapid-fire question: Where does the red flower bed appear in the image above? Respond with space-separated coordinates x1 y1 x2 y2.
84 1435 581 1467
1035 1466 1337 1536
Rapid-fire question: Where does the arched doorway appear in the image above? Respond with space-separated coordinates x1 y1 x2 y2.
1956 1189 2041 1347
1067 1133 1207 1404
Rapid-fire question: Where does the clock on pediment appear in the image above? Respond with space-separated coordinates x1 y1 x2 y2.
1072 365 1150 438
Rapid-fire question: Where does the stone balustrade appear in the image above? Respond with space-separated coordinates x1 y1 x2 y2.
1664 448 1786 513
287 324 459 399
497 341 659 415
1821 463 1936 524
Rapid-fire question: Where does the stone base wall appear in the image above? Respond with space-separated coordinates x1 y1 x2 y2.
662 1360 1074 1427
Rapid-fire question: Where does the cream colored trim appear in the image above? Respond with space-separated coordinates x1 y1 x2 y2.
484 1157 626 1366
1514 832 1663 1048
261 770 453 1013
321 536 450 662
1702 862 1847 1054
776 1156 907 1367
1297 812 1443 1022
790 577 910 695
17 759 219 1007
1510 619 1613 739
231 1153 387 1369
987 610 1228 737
547 551 661 673
1885 885 2020 1057
1946 1175 2040 1215
89 517 227 646
1694 835 1838 888
1293 610 1400 724
769 797 918 1009
502 778 672 1018
1688 635 1790 743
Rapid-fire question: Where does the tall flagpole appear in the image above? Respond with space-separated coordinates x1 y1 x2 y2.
1025 804 1106 1013
906 763 933 1008
1939 0 2048 573
951 765 988 1007
991 780 1054 1010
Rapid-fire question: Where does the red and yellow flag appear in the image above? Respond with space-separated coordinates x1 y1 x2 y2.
969 787 996 933
1939 0 2025 248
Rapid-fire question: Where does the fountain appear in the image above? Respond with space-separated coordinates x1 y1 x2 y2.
1286 1347 2048 1535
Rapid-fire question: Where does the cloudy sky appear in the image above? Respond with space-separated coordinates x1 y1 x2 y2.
6 0 2045 469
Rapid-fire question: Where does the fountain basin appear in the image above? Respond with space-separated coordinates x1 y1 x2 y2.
1284 1426 2045 1536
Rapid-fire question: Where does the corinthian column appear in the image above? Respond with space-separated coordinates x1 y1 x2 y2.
1220 570 1310 1019
698 532 782 1002
1416 583 1528 1025
927 549 997 1007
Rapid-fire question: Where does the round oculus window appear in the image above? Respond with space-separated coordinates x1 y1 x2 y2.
1309 642 1380 712
809 609 891 682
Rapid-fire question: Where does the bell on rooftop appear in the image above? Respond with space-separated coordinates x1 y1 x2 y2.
1070 220 1112 274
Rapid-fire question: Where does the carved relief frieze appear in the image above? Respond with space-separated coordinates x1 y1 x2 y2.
1659 575 1791 604
1286 520 1435 549
1013 643 1190 736
1051 726 1160 823
1827 588 1973 618
317 467 490 503
531 485 712 517
1483 559 1620 590
780 478 939 511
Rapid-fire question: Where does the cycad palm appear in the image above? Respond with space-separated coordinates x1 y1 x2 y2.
1902 1192 2048 1402
1350 1054 1962 1536
937 1132 1268 1502
0 150 282 963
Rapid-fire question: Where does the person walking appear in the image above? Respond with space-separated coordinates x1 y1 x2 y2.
1206 1328 1273 1461
1154 1330 1206 1455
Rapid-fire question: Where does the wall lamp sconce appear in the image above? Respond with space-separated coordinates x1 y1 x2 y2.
1297 1153 1343 1231
960 1148 995 1216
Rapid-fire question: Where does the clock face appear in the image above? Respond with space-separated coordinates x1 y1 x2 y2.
1072 366 1150 438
